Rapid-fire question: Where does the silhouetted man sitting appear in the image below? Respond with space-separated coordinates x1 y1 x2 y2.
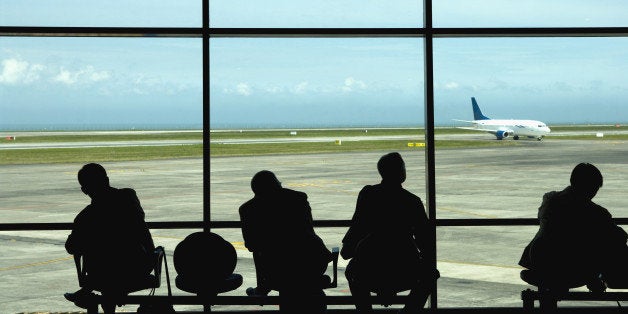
341 152 438 313
64 163 155 313
519 163 628 292
239 170 332 314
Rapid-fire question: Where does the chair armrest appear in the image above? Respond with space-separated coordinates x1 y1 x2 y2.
153 246 166 287
330 247 339 288
74 254 87 287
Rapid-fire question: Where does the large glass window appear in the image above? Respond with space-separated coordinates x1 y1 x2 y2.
2 0 628 312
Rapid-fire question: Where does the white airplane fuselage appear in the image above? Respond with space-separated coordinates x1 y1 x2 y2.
456 97 551 140
470 119 551 139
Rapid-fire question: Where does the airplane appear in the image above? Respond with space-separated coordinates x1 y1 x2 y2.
454 97 551 141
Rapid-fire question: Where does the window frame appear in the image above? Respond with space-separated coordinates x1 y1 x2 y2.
3 0 628 309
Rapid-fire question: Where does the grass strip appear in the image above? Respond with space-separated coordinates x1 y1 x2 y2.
0 145 203 165
0 140 520 165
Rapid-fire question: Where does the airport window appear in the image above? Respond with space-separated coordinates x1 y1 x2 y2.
2 1 628 312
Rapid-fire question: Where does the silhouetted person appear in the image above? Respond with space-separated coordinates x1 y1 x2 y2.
519 163 628 292
239 170 332 314
64 163 155 313
341 152 438 313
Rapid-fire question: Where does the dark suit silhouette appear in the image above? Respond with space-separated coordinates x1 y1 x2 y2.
239 170 331 313
520 163 628 290
65 163 155 313
341 152 437 313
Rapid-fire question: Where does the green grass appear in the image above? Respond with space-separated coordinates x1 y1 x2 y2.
3 131 202 143
1 125 625 165
0 145 203 165
0 140 519 165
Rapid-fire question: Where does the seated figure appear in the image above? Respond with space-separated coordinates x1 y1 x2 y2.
519 163 628 292
64 163 156 314
341 152 439 313
239 170 332 314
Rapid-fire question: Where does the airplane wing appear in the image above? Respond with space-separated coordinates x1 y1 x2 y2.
456 125 515 139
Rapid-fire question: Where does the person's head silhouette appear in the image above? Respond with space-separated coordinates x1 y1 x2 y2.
78 163 110 199
570 162 603 200
251 170 282 196
377 152 406 184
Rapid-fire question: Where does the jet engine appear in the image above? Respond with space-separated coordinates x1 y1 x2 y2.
495 130 510 140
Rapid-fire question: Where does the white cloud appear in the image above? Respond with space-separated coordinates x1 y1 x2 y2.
89 69 110 82
236 83 251 96
54 69 76 84
0 58 44 84
293 81 309 94
265 86 283 93
54 66 110 85
342 77 366 92
445 82 460 90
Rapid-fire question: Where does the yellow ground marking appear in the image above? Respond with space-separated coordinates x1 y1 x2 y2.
0 256 73 272
232 241 247 250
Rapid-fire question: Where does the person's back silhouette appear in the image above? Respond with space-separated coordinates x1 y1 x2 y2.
239 170 332 314
341 152 438 313
519 162 628 291
64 163 155 313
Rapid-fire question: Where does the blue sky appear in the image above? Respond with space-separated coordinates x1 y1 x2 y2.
1 1 628 129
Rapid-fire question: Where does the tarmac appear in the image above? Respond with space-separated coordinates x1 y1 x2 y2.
2 136 628 313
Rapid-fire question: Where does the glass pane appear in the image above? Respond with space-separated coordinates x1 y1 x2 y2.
433 37 628 219
0 37 203 223
0 0 201 27
209 37 425 221
210 0 423 28
434 0 628 27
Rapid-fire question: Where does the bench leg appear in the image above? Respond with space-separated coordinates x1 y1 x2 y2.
521 289 535 310
539 295 558 311
87 303 98 314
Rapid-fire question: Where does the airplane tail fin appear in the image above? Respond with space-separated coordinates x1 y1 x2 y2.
471 97 490 120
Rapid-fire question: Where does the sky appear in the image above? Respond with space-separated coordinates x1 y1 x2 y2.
1 1 628 130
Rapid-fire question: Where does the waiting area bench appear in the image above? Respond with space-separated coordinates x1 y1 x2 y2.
78 294 429 313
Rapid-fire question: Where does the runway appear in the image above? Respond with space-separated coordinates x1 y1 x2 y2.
1 137 628 312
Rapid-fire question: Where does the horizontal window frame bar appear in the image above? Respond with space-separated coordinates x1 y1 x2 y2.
0 26 202 38
2 26 628 38
4 218 628 231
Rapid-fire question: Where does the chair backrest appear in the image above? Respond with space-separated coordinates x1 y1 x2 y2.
173 231 243 298
174 231 237 281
